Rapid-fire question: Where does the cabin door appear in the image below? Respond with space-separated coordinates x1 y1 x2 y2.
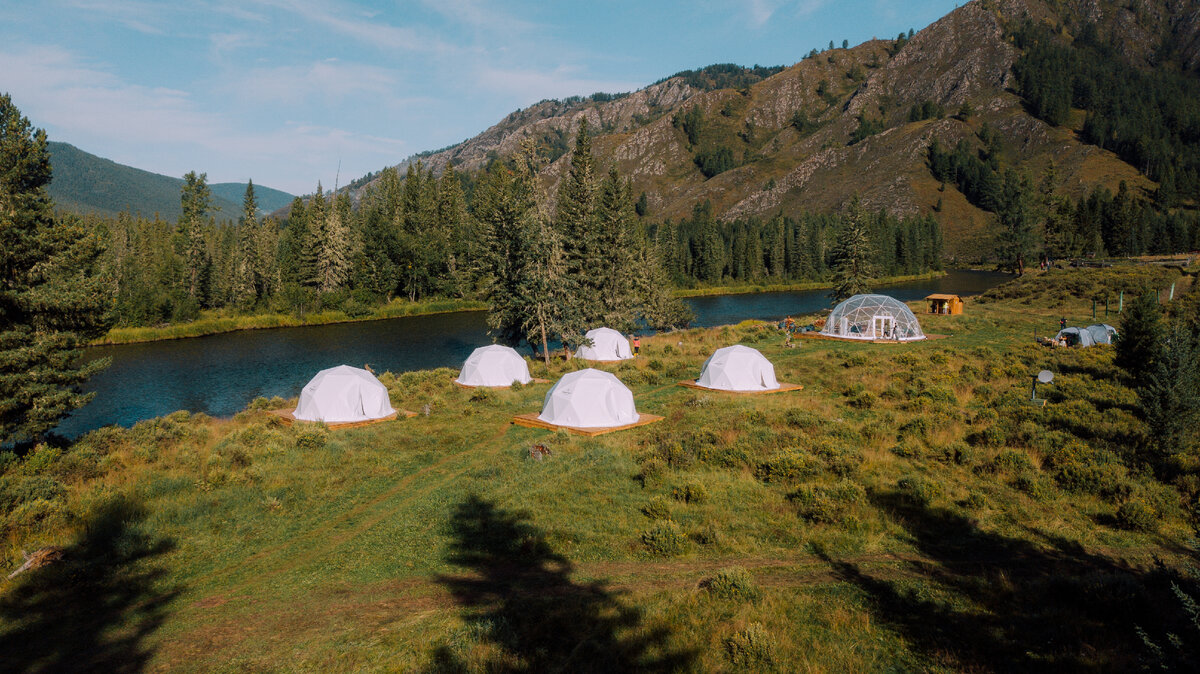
872 315 895 339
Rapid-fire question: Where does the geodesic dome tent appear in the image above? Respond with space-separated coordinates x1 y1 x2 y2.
1085 324 1118 345
695 345 780 391
1055 327 1095 347
576 327 634 361
456 345 532 387
821 294 926 342
294 365 395 423
538 368 638 428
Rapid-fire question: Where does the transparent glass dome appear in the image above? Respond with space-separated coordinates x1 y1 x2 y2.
821 294 926 341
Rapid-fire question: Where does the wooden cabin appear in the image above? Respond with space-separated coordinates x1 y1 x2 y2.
926 294 963 315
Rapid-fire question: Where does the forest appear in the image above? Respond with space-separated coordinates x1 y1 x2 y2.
92 129 945 332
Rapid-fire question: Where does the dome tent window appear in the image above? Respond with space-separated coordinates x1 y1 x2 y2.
821 294 926 342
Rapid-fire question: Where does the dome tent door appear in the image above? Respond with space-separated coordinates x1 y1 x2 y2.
872 315 895 339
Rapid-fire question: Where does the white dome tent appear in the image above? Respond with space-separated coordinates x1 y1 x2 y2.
695 345 780 392
821 294 926 342
537 369 638 428
293 365 396 424
456 345 533 387
576 327 634 362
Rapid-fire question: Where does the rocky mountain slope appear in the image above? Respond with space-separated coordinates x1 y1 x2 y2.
351 0 1199 260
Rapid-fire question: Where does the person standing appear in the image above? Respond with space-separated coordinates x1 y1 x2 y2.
632 335 641 355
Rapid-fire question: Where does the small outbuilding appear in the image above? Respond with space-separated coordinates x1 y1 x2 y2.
456 345 532 387
1085 323 1118 345
576 327 634 362
821 294 926 342
695 345 780 392
926 294 964 315
537 369 638 428
293 365 396 424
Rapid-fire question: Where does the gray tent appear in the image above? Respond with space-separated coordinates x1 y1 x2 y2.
1055 327 1095 347
1085 323 1118 345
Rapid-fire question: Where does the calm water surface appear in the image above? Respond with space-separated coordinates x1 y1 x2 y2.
55 270 1008 438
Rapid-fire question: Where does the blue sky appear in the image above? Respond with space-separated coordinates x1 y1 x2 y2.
0 0 963 195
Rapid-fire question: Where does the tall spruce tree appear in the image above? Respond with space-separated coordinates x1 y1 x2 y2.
829 198 877 303
179 171 212 301
995 169 1037 275
555 119 600 324
1138 317 1200 461
232 180 260 309
317 192 353 292
593 167 638 329
1116 291 1166 384
0 94 112 444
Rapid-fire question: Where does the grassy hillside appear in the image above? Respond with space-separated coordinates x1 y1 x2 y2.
46 142 293 220
3 266 1198 671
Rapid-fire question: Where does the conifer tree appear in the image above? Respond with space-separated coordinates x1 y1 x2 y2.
555 119 599 313
300 185 327 288
317 192 353 292
232 180 260 309
0 94 111 443
179 171 211 300
593 167 638 329
1138 317 1200 460
1116 291 1166 384
829 198 877 303
995 169 1037 275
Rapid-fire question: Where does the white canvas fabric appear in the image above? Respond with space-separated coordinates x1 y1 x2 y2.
1055 327 1096 347
293 365 395 423
576 327 634 361
538 368 638 428
695 345 780 391
1085 324 1118 345
821 294 926 341
456 345 532 387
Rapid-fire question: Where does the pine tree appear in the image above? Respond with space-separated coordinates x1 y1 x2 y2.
435 166 473 297
593 167 638 329
1138 318 1200 460
1116 291 1166 384
555 119 600 319
0 94 112 444
317 193 353 292
300 185 327 288
829 198 877 303
179 171 211 300
232 180 260 309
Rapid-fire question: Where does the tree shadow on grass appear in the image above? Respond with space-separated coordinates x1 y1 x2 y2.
0 495 179 673
820 490 1198 672
427 495 696 672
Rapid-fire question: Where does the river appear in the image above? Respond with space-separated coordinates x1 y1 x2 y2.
54 270 1008 438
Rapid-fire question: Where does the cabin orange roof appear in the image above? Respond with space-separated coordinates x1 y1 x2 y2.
925 293 961 300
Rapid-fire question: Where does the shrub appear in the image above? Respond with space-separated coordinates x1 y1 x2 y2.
898 475 942 506
642 496 672 520
959 492 987 509
811 440 864 477
987 449 1034 474
53 449 103 481
891 439 924 459
898 416 932 441
689 522 722 546
755 450 818 483
789 480 865 523
1013 472 1052 500
294 428 328 450
1116 499 1158 531
19 445 62 475
706 566 760 600
642 521 687 556
968 425 1005 447
5 498 69 533
672 481 709 504
726 622 778 669
0 475 66 514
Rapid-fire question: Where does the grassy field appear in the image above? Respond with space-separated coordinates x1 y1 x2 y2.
4 267 1199 671
671 271 946 298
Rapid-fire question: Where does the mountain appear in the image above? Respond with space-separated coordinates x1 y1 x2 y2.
210 181 294 214
347 0 1199 261
46 141 293 221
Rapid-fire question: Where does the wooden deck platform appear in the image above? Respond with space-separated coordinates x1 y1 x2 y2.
267 408 417 430
510 412 664 437
677 381 804 395
453 378 551 390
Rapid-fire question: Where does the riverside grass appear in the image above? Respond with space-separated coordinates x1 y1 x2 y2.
93 272 942 345
3 267 1199 672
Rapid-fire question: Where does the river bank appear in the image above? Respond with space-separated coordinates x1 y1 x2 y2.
94 271 951 345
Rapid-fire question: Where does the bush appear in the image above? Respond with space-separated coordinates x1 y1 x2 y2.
898 416 932 441
755 450 818 483
636 456 667 487
642 521 687 556
726 622 777 669
672 482 708 504
0 475 66 514
294 428 328 450
706 566 759 600
5 498 69 533
898 475 942 506
1116 499 1158 531
19 445 62 475
784 409 820 429
968 425 1005 447
789 480 865 523
642 496 672 520
987 449 1034 474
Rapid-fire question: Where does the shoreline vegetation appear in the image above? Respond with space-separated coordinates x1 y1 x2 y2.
93 271 950 346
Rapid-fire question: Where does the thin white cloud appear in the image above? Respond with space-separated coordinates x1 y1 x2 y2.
0 44 405 193
795 0 829 17
418 0 536 33
60 0 172 34
244 0 455 54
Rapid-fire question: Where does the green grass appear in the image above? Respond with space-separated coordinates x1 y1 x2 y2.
94 298 489 345
4 266 1200 671
671 271 946 298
